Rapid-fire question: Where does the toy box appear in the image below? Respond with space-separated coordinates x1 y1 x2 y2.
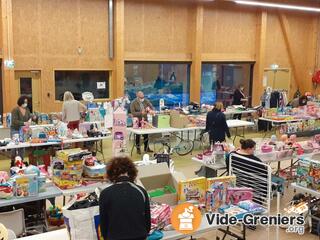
83 163 106 178
207 176 236 190
52 169 82 189
205 176 236 211
296 156 320 190
178 177 207 204
38 175 47 192
150 203 172 229
52 157 83 189
56 149 92 162
226 187 253 205
219 205 248 219
88 108 103 122
14 174 38 197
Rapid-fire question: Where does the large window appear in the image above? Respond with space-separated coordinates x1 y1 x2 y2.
201 63 254 106
55 70 110 101
125 62 190 108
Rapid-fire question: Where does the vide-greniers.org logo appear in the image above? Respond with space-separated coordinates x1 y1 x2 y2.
206 213 305 235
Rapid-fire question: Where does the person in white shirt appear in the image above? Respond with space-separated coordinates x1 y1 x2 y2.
62 91 87 130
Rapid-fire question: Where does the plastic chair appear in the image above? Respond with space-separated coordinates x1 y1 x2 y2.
0 209 26 237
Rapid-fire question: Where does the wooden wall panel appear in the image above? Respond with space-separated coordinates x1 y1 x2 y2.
0 0 2 56
40 0 78 56
124 0 193 60
265 11 316 97
79 0 109 57
9 0 113 112
265 14 290 66
203 4 257 59
286 12 315 94
124 0 144 53
12 0 39 56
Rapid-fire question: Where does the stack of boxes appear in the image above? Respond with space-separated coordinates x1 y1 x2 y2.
52 148 91 189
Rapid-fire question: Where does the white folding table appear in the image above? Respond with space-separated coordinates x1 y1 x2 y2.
127 120 254 155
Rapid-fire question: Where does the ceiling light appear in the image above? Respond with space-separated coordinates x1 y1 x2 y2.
235 0 320 12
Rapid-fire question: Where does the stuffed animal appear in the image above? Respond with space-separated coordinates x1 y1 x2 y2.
0 223 8 240
270 135 277 144
14 156 25 169
0 172 9 184
0 182 13 199
289 134 297 143
280 134 288 143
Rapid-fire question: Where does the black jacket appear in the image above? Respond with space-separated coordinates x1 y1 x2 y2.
99 176 151 240
232 89 245 105
205 109 231 143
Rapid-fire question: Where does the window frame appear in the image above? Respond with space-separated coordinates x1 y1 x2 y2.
53 69 113 103
124 61 192 107
201 61 255 106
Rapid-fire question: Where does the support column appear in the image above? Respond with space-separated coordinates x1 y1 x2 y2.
190 4 203 103
252 10 267 105
1 0 14 112
114 0 124 99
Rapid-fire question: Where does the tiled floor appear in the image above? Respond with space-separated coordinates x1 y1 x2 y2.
0 128 319 240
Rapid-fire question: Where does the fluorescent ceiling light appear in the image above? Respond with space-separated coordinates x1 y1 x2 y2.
235 0 320 12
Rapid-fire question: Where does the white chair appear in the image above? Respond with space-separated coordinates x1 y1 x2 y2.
0 209 26 237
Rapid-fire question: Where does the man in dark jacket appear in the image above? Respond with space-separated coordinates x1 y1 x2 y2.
232 84 248 120
130 91 154 154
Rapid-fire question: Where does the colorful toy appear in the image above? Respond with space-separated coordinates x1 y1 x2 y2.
25 165 40 177
289 134 297 143
178 177 206 203
15 156 25 168
0 182 13 199
280 134 288 142
226 187 253 205
0 171 9 183
48 206 64 226
0 223 8 240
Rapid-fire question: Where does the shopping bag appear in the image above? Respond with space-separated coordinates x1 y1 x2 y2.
62 199 103 240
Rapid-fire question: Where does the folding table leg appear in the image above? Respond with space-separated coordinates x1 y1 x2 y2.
130 134 136 156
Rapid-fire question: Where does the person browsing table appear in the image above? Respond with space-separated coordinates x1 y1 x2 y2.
232 84 248 120
10 96 32 165
130 91 154 154
62 91 87 130
205 102 231 145
99 156 151 240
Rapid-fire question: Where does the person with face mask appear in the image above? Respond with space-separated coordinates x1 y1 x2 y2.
10 95 32 165
130 91 154 154
232 84 248 120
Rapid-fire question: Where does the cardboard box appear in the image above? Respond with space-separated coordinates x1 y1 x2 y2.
170 111 190 128
56 148 92 162
137 163 185 206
